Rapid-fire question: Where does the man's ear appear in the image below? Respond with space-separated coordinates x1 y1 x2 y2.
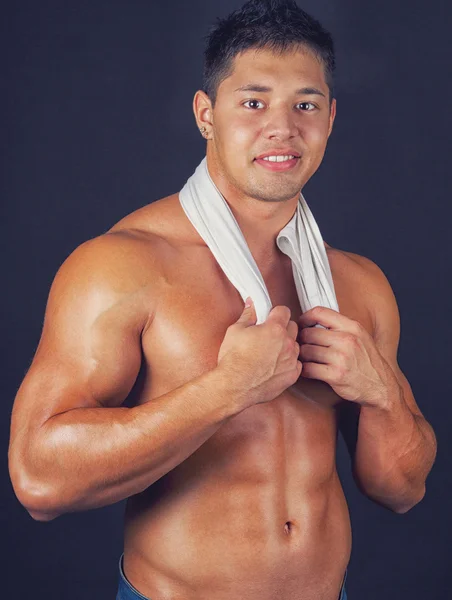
193 90 214 136
327 98 336 138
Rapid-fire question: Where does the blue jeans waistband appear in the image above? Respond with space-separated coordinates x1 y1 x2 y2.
115 553 348 600
116 554 150 600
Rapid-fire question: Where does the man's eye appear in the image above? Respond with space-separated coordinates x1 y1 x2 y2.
243 100 317 111
298 102 317 111
243 99 265 109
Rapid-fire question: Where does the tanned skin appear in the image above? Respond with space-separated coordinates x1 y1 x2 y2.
9 47 375 600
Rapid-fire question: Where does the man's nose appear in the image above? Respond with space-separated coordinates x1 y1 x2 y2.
263 107 299 140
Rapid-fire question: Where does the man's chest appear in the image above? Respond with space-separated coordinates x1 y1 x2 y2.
139 245 374 401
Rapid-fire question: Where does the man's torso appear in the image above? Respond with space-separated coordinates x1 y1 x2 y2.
107 193 372 600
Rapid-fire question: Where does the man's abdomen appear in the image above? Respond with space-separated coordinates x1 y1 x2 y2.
121 397 352 600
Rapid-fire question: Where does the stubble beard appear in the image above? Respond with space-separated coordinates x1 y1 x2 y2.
215 150 303 204
244 173 302 204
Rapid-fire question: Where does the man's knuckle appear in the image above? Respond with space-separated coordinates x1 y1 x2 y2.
343 332 356 345
284 338 293 352
271 323 285 337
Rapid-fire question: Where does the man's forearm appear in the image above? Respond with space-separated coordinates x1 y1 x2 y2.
13 368 243 518
353 381 437 513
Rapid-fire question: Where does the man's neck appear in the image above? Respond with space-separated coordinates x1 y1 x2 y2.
206 158 300 268
226 199 296 270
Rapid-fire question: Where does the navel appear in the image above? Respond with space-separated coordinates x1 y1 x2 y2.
284 521 293 534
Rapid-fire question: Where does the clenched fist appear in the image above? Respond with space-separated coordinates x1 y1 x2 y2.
217 297 302 410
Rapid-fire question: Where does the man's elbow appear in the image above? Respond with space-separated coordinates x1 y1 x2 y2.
354 472 426 514
15 483 62 522
27 509 61 521
367 485 426 514
9 461 63 521
392 486 426 514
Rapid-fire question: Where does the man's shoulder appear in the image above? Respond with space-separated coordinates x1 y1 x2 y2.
107 193 194 246
331 248 388 288
326 245 397 338
59 196 184 296
325 244 377 277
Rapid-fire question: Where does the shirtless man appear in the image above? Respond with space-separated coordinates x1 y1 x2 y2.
8 1 437 599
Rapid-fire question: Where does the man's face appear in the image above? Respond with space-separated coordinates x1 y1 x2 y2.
205 46 336 204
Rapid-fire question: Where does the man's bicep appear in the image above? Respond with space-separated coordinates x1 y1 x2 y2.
13 235 149 432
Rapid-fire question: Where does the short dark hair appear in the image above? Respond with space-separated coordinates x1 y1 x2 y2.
202 0 335 107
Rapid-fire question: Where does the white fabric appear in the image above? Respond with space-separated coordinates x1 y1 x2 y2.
179 156 339 328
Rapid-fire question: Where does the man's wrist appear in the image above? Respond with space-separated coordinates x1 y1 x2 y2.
206 365 251 418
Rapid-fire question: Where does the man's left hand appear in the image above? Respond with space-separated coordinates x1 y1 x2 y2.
297 306 397 408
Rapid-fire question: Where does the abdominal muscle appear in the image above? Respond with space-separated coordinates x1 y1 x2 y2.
121 390 352 600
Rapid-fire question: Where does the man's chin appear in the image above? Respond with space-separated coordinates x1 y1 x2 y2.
247 188 302 203
249 179 304 203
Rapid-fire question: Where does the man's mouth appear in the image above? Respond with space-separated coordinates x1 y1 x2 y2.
254 155 300 171
258 154 297 162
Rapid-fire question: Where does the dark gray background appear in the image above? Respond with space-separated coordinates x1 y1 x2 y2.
2 0 450 598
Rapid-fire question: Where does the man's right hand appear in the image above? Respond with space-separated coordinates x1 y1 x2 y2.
217 298 303 409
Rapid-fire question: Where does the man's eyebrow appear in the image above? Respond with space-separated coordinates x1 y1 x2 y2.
233 84 326 97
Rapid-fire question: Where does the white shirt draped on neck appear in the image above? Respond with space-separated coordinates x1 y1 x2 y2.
179 156 339 329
